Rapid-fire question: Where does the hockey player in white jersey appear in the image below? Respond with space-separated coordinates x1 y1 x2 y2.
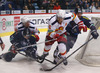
40 9 87 65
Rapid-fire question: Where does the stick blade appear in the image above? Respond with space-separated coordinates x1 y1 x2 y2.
40 67 52 71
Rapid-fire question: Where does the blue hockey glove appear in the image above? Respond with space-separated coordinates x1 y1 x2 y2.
91 30 99 39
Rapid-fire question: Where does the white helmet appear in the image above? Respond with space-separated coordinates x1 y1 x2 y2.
21 16 30 24
56 9 66 18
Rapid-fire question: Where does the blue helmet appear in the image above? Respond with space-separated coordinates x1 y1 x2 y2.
74 8 82 14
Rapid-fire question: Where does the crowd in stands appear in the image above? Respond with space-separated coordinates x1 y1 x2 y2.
0 0 100 11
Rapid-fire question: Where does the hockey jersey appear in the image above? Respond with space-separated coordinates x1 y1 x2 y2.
47 12 82 38
16 22 39 35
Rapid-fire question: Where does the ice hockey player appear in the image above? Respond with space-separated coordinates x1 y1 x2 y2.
0 28 39 62
53 8 99 65
39 9 87 65
0 37 5 51
65 8 99 52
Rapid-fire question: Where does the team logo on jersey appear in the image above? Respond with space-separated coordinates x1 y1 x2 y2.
55 26 64 32
55 29 59 32
59 26 64 30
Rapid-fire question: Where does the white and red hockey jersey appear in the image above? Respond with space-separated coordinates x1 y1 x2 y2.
47 12 83 38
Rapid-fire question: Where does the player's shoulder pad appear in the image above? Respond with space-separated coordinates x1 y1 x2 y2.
30 22 35 25
49 15 56 21
29 22 36 29
49 15 57 25
18 22 23 25
64 12 72 20
65 12 76 20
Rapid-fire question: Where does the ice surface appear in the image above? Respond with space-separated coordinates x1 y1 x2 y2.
0 31 100 73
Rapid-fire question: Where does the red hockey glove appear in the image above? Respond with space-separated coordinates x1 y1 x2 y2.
53 34 63 42
78 21 87 32
53 34 60 38
35 35 39 42
79 24 87 32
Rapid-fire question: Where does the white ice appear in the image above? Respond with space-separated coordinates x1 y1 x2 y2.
0 31 100 73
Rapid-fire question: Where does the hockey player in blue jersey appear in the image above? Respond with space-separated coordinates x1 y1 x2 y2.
65 9 99 51
1 28 39 62
15 16 40 36
53 8 99 65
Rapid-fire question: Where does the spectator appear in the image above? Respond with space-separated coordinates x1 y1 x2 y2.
8 3 14 10
0 0 7 6
89 2 96 12
85 4 90 12
23 5 29 10
42 0 49 9
4 1 15 10
50 0 56 5
58 0 66 9
27 0 32 4
95 0 100 9
64 1 71 9
53 2 61 10
83 0 90 9
26 0 35 10
40 6 44 9
48 3 54 10
28 3 35 10
23 0 27 5
13 0 24 10
70 0 77 9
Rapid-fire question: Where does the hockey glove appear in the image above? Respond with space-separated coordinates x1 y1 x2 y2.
53 34 67 42
10 42 20 53
91 30 99 39
79 24 87 32
53 34 60 38
53 34 61 41
35 35 40 42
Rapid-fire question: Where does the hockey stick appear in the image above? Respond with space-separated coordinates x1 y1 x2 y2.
16 38 57 51
18 51 54 64
17 51 44 63
44 58 54 64
40 37 94 71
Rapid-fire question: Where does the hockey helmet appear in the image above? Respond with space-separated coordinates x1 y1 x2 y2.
21 16 30 24
74 8 82 14
56 9 66 18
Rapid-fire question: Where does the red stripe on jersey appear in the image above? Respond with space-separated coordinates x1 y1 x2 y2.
60 51 66 56
78 21 84 25
44 48 50 52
